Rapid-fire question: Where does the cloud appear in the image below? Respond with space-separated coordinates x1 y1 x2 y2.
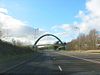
77 0 100 33
0 7 25 30
86 0 100 17
52 24 71 32
0 7 34 45
37 37 57 45
0 8 8 14
51 0 100 41
51 24 79 42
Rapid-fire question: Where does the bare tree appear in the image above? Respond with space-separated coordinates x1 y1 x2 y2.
0 30 2 39
88 29 97 49
78 33 87 50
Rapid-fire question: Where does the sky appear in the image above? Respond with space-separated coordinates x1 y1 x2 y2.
0 0 100 44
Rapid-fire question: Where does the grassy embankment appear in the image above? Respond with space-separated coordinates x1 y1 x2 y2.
59 49 100 55
0 40 34 64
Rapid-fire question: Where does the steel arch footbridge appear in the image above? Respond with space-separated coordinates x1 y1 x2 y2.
33 34 66 50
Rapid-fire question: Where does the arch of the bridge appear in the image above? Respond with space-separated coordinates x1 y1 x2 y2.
33 34 64 47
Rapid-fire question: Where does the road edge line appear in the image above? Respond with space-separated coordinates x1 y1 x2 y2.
57 52 100 64
0 53 39 73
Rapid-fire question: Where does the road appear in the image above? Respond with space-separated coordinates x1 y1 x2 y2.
3 50 100 75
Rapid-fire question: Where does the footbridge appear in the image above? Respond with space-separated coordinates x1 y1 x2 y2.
33 34 66 50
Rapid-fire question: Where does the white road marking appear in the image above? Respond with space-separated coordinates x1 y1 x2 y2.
1 60 27 73
67 55 100 64
58 65 62 71
0 55 39 73
57 52 100 64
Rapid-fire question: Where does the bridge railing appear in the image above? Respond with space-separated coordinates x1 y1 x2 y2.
33 44 66 51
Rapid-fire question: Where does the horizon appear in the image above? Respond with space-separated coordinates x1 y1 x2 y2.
0 0 100 45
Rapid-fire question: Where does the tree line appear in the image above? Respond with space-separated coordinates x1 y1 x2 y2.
0 28 33 56
66 29 100 50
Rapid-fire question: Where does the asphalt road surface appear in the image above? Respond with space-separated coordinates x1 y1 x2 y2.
3 50 100 75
